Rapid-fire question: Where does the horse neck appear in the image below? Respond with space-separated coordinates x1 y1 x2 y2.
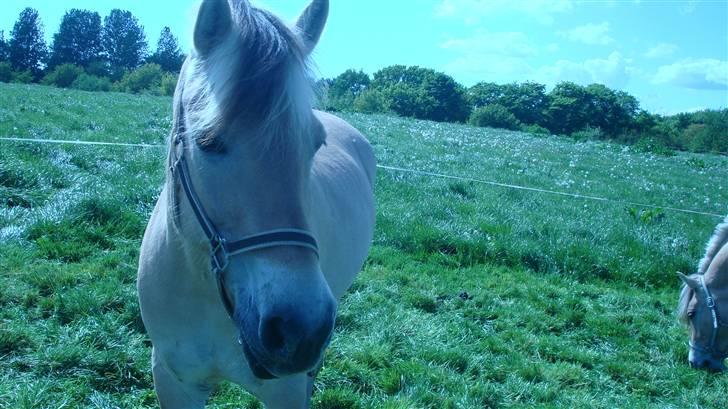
705 241 728 291
699 217 728 276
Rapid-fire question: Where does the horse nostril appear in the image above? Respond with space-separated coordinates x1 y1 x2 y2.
260 316 286 352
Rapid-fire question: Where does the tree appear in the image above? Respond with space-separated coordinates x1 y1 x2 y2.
103 9 148 78
469 82 548 126
503 82 549 126
327 69 371 110
423 72 471 123
0 31 9 62
544 82 590 135
372 65 470 123
148 27 184 73
371 65 409 88
581 84 639 137
49 9 104 69
468 82 505 109
9 8 47 79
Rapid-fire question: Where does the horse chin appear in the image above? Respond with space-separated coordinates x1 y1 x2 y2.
240 336 278 380
239 328 326 379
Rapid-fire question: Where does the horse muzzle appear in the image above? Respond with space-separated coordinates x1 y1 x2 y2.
238 296 336 379
689 355 726 373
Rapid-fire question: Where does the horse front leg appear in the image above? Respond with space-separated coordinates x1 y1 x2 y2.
152 347 212 409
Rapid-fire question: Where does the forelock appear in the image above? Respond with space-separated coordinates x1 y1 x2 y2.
184 4 313 148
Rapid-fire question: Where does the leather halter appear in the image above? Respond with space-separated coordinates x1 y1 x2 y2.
169 131 319 320
689 275 728 358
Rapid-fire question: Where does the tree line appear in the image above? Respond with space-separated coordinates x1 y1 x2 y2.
321 68 727 155
0 7 183 95
1 8 724 154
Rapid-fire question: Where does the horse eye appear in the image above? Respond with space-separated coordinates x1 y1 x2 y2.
687 311 695 319
196 134 227 154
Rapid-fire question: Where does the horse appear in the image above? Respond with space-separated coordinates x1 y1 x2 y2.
677 215 728 372
136 0 376 407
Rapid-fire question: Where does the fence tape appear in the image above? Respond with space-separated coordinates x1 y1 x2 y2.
1 136 724 219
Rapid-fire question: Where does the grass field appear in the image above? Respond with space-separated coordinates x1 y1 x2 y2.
1 83 727 408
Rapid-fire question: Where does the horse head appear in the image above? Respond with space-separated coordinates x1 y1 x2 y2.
172 0 335 379
678 272 728 372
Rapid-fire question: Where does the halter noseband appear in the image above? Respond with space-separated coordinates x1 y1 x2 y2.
169 133 319 320
689 275 728 358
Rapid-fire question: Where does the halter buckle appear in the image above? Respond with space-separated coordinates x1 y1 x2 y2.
211 236 229 273
707 296 715 309
169 158 181 173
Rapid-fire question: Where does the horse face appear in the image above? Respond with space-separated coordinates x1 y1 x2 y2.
686 295 727 372
679 274 727 372
179 0 335 379
185 125 334 379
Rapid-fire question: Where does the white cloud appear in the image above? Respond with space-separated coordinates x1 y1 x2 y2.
653 58 728 90
681 0 699 14
443 50 633 89
441 31 538 58
435 0 574 24
444 54 535 85
545 43 561 53
560 22 613 45
644 43 678 59
535 52 632 88
441 31 565 85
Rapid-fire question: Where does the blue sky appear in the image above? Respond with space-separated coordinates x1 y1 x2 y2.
2 0 726 114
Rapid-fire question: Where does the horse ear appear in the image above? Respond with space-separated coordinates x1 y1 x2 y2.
194 0 233 56
295 0 329 55
677 272 699 290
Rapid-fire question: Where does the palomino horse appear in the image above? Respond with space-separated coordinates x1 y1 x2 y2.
678 215 728 372
137 0 376 407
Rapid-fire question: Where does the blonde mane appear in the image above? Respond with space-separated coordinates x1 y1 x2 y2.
697 215 728 275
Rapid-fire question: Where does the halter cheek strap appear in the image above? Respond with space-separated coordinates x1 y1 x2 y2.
170 133 319 320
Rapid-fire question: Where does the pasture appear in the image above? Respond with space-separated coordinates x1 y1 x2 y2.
1 82 727 408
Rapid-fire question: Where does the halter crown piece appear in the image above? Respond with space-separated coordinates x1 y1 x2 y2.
689 275 728 358
170 133 319 319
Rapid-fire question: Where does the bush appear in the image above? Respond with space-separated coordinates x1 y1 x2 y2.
12 70 34 84
85 60 110 78
71 73 112 92
42 64 84 88
353 89 386 114
118 63 163 94
632 137 676 156
469 104 520 130
571 126 604 141
681 110 728 153
160 72 177 96
521 123 550 136
0 62 12 83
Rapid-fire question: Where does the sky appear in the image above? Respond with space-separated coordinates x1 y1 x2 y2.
1 0 726 114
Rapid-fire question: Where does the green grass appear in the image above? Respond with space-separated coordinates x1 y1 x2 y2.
1 82 727 408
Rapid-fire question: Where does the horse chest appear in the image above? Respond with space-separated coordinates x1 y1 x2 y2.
159 338 219 381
